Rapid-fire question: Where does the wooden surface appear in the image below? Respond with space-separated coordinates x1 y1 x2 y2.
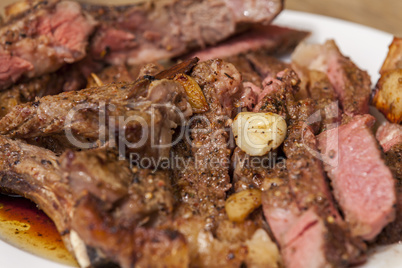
286 0 401 36
0 0 400 36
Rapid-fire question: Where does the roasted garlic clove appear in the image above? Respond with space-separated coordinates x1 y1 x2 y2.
225 189 262 222
174 73 209 113
232 112 287 156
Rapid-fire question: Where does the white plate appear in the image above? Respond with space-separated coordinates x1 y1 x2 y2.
0 9 398 268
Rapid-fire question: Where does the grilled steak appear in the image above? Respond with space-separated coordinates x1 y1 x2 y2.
0 137 188 268
0 135 72 246
376 121 402 152
0 59 196 159
0 0 97 91
84 0 283 66
269 115 364 268
0 0 288 99
169 59 279 267
376 143 402 244
307 70 341 132
223 51 293 110
243 50 290 82
171 59 241 216
232 146 287 192
0 58 281 268
61 149 188 268
0 72 64 118
229 65 365 267
317 114 396 240
278 122 365 267
292 40 371 116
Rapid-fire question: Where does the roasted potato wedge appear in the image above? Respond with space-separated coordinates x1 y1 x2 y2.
380 37 402 75
373 69 402 124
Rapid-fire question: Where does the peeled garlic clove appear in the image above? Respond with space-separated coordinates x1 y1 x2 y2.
232 112 287 156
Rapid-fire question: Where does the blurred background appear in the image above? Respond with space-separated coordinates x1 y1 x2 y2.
286 0 401 36
0 0 401 36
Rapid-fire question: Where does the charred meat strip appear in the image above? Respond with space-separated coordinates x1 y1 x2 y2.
0 59 196 159
252 68 300 118
169 59 281 267
376 143 402 245
317 114 396 240
172 59 241 216
0 0 97 91
86 64 161 88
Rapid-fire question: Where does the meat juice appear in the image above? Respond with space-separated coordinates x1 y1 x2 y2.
0 194 78 267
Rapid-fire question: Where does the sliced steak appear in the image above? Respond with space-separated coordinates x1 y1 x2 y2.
184 25 309 62
253 68 299 116
376 121 402 152
376 143 402 244
385 143 402 181
0 137 188 268
244 50 290 81
0 59 195 159
0 72 65 118
59 149 188 268
0 0 97 91
317 114 396 240
307 70 341 132
292 40 371 116
172 59 241 216
262 124 366 268
232 147 287 192
169 59 280 267
231 67 366 267
84 0 283 66
225 54 262 86
224 51 292 111
278 121 364 267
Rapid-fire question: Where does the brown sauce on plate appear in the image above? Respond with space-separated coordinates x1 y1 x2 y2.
0 194 78 267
